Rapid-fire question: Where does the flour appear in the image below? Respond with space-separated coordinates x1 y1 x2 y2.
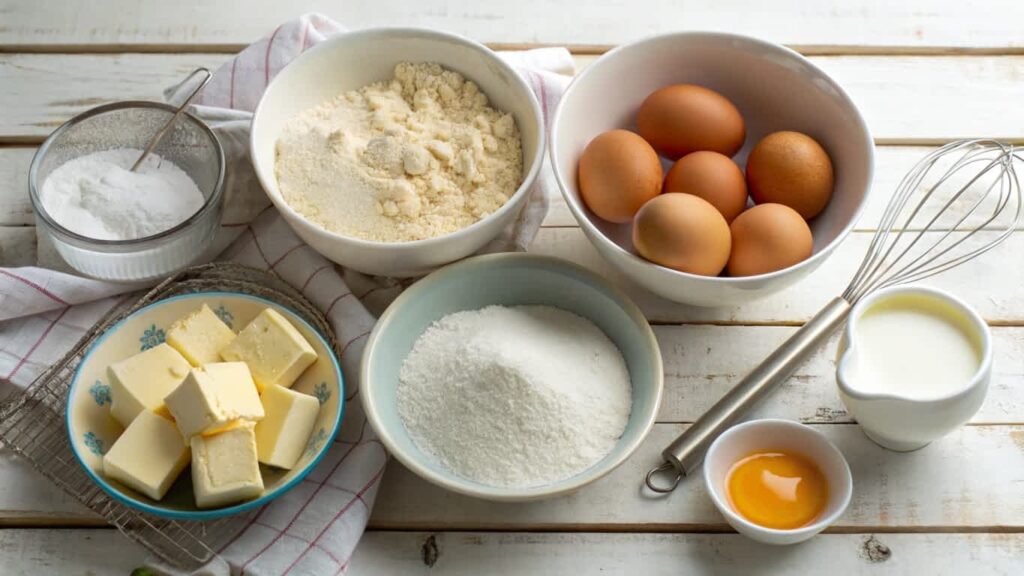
397 305 633 488
39 148 205 241
275 62 523 243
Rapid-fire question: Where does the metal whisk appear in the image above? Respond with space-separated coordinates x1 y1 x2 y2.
645 139 1023 493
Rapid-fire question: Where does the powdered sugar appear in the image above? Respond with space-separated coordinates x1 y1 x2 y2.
39 148 205 241
397 305 632 488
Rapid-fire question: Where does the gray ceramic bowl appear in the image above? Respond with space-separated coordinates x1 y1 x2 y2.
360 253 663 501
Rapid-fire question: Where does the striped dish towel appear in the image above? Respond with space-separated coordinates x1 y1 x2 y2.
0 13 573 575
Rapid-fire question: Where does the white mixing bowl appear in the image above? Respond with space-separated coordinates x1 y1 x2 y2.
550 32 874 307
251 28 545 277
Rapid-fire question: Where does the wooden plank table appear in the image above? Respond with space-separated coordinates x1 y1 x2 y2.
1 2 1023 573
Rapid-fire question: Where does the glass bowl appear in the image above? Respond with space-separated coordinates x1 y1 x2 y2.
29 101 225 282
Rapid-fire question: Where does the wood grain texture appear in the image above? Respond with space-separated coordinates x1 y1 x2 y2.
529 229 1024 324
652 325 1024 424
0 529 147 575
2 227 1021 324
2 54 1024 142
0 148 34 225
3 0 1024 51
2 2 1023 570
3 425 1019 528
369 425 1024 531
0 452 95 524
0 53 230 141
349 532 1024 575
1 529 1021 575
0 227 36 267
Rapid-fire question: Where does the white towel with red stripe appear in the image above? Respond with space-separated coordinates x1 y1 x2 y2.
0 13 573 575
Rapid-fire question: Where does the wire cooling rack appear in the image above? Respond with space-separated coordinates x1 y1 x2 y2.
0 263 340 571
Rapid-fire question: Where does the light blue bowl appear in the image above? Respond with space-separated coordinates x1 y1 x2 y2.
67 292 344 520
361 253 663 501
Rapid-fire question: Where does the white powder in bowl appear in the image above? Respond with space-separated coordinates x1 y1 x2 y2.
274 62 523 243
39 148 205 241
397 305 633 488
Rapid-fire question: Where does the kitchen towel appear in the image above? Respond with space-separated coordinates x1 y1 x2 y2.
0 13 573 575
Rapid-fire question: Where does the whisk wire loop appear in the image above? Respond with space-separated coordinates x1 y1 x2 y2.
842 139 1022 303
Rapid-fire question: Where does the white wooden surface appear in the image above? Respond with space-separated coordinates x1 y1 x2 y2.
1 1 1023 574
4 531 1022 576
3 54 1023 142
3 0 1024 51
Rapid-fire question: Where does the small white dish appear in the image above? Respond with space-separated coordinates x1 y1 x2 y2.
836 285 992 452
703 419 852 545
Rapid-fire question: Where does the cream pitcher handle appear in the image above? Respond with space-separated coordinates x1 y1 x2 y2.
644 297 852 493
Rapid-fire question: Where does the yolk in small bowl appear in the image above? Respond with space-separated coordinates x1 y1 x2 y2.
725 451 828 530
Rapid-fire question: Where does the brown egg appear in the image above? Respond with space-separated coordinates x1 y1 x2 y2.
746 131 834 219
578 129 663 223
637 84 745 160
663 151 748 223
728 203 814 277
633 193 731 276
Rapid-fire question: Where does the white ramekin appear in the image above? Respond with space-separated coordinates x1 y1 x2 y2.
703 419 853 545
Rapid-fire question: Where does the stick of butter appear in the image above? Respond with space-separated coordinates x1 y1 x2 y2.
191 421 264 508
255 384 320 470
164 362 264 439
103 410 190 501
219 308 317 392
166 304 236 366
108 343 190 428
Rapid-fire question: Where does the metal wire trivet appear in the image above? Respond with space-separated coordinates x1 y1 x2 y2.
0 263 340 571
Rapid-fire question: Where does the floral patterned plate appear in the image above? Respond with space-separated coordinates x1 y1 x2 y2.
67 291 344 520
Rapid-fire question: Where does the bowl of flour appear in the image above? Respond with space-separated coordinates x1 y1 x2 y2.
361 253 663 501
251 28 545 277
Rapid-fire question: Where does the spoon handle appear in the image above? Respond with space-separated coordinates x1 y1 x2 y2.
130 68 213 172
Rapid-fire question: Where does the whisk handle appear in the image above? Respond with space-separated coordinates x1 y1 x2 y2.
646 297 851 490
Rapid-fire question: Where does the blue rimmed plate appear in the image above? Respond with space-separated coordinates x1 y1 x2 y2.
67 291 344 520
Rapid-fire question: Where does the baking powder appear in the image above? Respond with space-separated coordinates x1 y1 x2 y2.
39 148 205 241
397 305 632 488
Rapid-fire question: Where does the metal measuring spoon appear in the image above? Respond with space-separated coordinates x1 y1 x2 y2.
130 67 213 172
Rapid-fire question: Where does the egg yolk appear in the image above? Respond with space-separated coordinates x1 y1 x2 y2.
726 451 828 530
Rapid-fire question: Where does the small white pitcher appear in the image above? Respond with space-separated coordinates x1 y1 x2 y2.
836 285 992 451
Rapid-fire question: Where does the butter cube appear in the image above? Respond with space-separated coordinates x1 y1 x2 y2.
166 304 236 366
103 410 190 500
190 422 264 508
108 343 190 427
164 362 264 439
255 385 321 470
219 308 317 391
